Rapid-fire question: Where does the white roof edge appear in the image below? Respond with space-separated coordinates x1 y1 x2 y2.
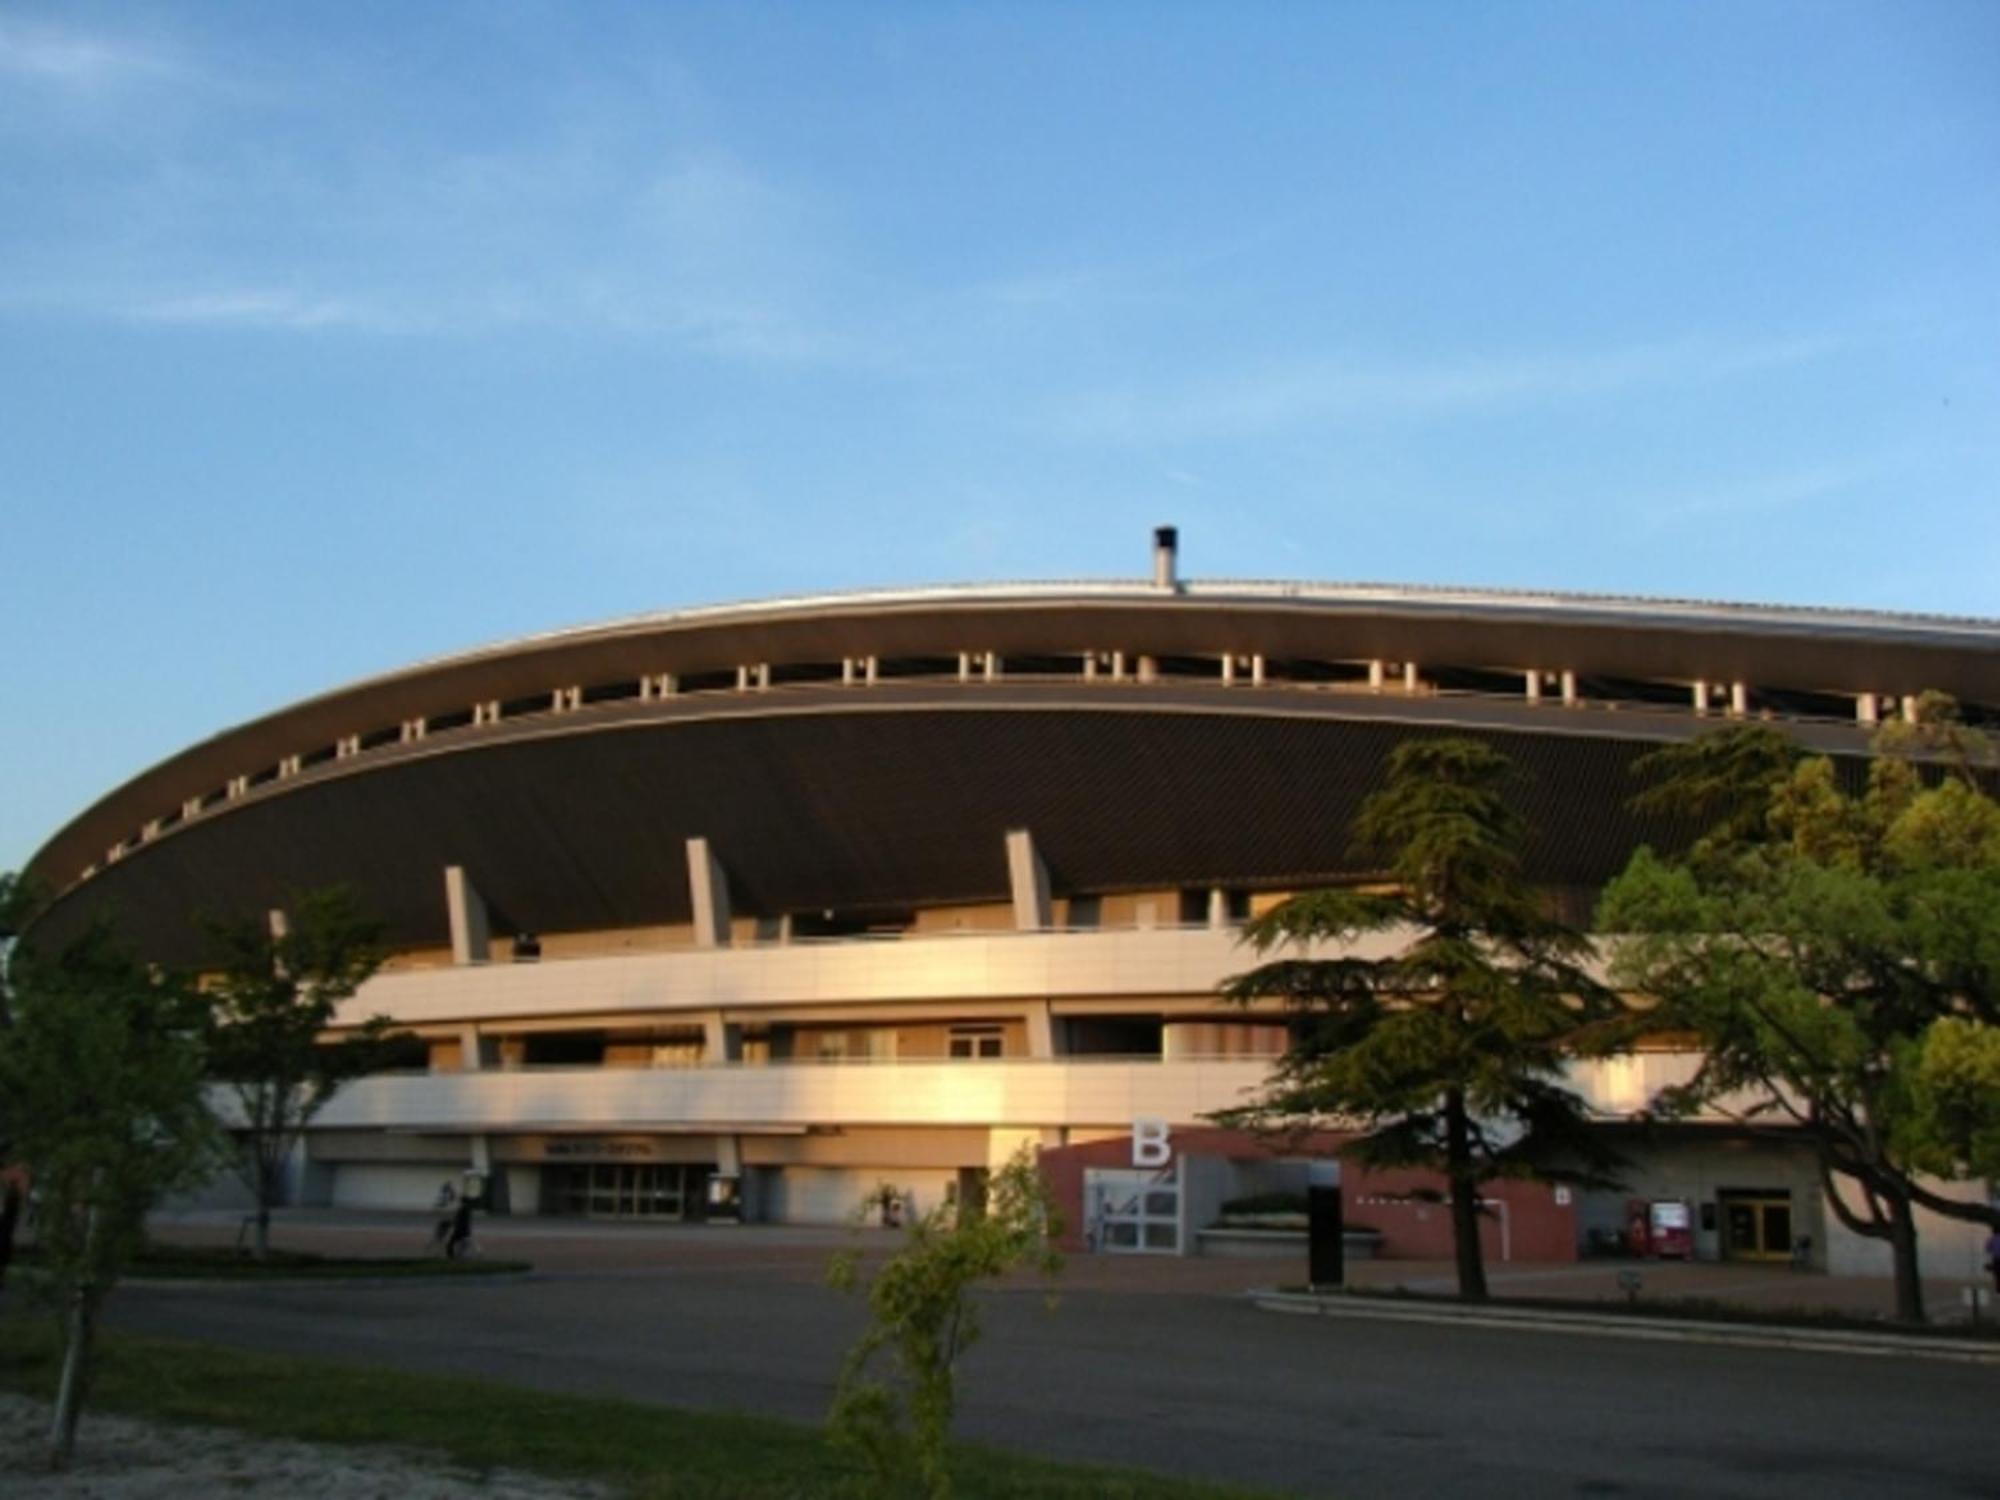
392 575 2000 679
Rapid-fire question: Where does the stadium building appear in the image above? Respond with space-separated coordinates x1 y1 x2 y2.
24 531 2000 1277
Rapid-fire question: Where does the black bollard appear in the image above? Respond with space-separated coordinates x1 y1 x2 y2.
1307 1162 1344 1289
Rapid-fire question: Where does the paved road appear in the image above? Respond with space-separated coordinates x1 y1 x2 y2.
95 1252 1995 1499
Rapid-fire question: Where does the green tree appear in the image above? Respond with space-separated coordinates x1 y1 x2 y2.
0 870 45 1292
1599 716 2000 1324
1217 738 1629 1300
0 926 218 1469
825 1149 1062 1499
201 887 389 1259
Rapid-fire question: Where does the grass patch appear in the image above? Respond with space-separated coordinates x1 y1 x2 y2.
0 1322 1279 1499
12 1242 530 1280
1291 1283 2000 1340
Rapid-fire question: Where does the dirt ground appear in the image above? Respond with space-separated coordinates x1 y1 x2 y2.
0 1393 609 1498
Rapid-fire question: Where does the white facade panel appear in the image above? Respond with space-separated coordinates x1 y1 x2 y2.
332 1163 455 1211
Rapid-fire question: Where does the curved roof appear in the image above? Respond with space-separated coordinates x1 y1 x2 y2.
25 575 2000 960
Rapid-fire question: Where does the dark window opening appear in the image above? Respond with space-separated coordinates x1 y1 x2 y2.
1429 665 1530 698
1003 653 1084 678
1066 894 1103 928
677 668 738 695
247 765 279 789
1267 657 1370 686
358 725 402 752
1153 654 1221 680
1750 686 1863 723
874 655 960 680
198 786 229 811
581 679 643 706
1063 1016 1163 1057
767 661 845 687
426 708 475 735
1575 675 1692 712
522 1031 608 1067
790 907 915 939
300 744 339 770
499 693 553 720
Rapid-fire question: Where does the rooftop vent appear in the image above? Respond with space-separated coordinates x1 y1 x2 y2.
1153 525 1179 590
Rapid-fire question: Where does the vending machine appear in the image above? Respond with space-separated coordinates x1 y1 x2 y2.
1648 1198 1694 1259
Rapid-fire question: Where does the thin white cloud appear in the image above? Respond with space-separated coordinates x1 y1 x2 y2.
130 289 402 333
1056 333 1850 442
0 19 178 87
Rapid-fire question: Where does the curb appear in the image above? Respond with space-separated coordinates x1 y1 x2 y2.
1249 1289 2000 1364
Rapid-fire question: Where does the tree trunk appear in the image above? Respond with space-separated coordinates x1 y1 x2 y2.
1887 1193 1925 1325
254 1205 271 1261
0 1182 21 1290
48 1203 100 1471
1443 1088 1488 1301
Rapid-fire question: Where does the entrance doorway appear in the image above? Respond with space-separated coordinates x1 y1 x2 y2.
1084 1165 1180 1254
1718 1190 1793 1261
553 1163 713 1220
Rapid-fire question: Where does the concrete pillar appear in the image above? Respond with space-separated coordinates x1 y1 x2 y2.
1857 692 1879 726
1402 661 1419 694
1137 654 1157 684
735 665 751 692
445 866 491 966
1368 659 1385 692
267 908 289 941
1251 653 1266 687
1111 650 1126 682
1560 670 1578 707
984 651 999 683
686 837 733 949
756 663 771 691
459 1023 491 1071
1083 653 1098 682
958 652 973 683
1207 887 1229 929
1005 828 1053 931
1901 695 1920 724
228 775 249 799
1730 681 1748 718
1693 679 1709 715
716 1134 742 1176
700 1011 741 1064
1024 1001 1055 1059
842 657 856 685
658 674 678 698
1221 655 1235 685
1525 671 1542 705
182 797 202 820
865 655 879 686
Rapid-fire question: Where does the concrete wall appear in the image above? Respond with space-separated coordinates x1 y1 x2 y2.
1824 1176 1995 1281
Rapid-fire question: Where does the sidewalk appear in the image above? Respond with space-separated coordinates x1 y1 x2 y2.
143 1207 1995 1325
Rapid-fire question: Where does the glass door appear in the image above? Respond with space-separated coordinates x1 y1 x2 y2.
1719 1192 1793 1261
1084 1165 1180 1254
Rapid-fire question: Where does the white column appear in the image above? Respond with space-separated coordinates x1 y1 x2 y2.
1005 828 1052 931
1402 661 1419 694
1560 670 1578 707
1368 659 1385 692
700 1011 740 1064
1024 1001 1055 1059
1206 887 1229 929
865 655 879 686
686 837 733 949
1730 681 1748 718
444 866 491 966
1857 692 1879 726
842 657 856 685
1221 655 1235 685
1111 650 1127 682
1693 679 1709 715
958 652 973 683
1901 695 1920 724
1251 653 1266 687
984 651 1000 682
459 1023 486 1071
1525 671 1541 705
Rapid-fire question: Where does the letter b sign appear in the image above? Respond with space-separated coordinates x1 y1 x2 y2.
1131 1117 1171 1169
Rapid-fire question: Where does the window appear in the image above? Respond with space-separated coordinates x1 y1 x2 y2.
948 1026 1004 1060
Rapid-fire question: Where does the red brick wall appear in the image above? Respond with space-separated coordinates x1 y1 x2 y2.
1039 1127 1576 1262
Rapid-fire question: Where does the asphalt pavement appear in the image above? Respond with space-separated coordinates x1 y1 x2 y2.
72 1214 1999 1500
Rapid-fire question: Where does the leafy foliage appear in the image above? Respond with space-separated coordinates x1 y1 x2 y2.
200 887 391 1258
826 1149 1062 1499
1599 713 2000 1323
0 924 219 1467
1217 738 1630 1300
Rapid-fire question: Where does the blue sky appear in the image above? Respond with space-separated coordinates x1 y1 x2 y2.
3 1 1997 869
